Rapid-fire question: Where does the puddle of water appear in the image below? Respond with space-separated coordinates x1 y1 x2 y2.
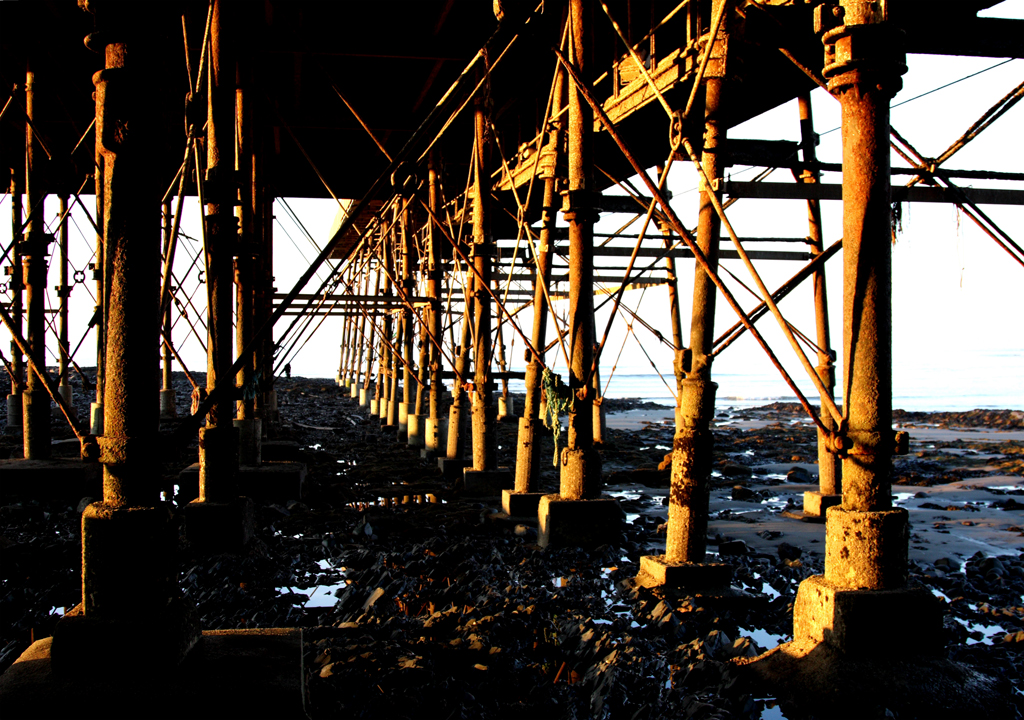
308 443 323 451
988 485 1022 492
757 700 791 720
626 513 641 524
552 577 570 588
760 581 781 600
892 492 915 506
759 496 790 512
49 606 66 616
740 627 788 651
276 583 345 608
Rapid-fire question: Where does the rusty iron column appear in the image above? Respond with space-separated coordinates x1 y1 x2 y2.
5 173 24 432
748 8 952 707
378 219 396 425
22 67 51 460
261 193 277 429
538 0 620 547
469 95 497 475
637 12 730 583
51 3 200 676
159 201 176 420
667 77 724 564
442 272 473 476
234 55 260 465
57 196 73 412
91 151 105 435
423 153 444 455
185 0 253 551
386 215 402 430
368 251 385 411
506 68 563 515
398 200 415 440
797 91 841 518
410 229 428 447
559 0 597 500
656 164 686 430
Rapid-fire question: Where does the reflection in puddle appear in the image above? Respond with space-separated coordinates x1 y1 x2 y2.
739 626 788 651
892 492 915 506
276 584 345 608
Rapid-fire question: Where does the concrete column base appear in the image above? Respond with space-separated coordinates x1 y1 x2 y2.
802 491 841 520
159 388 177 419
184 497 255 553
537 494 623 548
234 418 262 466
358 388 368 408
462 467 513 495
498 396 515 422
825 506 908 589
378 398 389 423
737 633 1007 719
5 393 22 432
369 398 378 415
397 401 409 441
349 383 358 399
421 416 443 459
90 402 104 435
407 413 425 447
267 390 280 424
502 489 544 518
58 384 74 412
2 628 307 719
22 390 51 460
50 599 200 678
792 574 944 656
635 555 734 592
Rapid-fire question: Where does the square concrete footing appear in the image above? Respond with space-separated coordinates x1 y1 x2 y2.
502 489 545 518
177 462 306 505
462 467 513 495
0 628 306 719
183 497 256 553
803 491 841 519
537 494 624 548
793 574 945 656
50 599 200 677
635 555 734 592
438 457 467 479
0 458 101 500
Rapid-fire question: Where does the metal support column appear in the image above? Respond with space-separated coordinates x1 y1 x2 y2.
185 0 253 551
58 196 73 411
5 173 24 432
507 67 562 513
470 95 496 473
51 3 200 677
160 200 177 419
798 91 841 518
22 68 51 460
424 152 444 454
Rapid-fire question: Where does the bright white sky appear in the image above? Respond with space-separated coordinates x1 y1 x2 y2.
2 1 1022 410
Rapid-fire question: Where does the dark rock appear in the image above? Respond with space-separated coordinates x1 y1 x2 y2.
777 542 802 562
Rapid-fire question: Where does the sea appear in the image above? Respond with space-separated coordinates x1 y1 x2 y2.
496 348 1023 413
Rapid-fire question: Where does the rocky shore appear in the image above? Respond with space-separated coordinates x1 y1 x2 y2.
1 373 1021 718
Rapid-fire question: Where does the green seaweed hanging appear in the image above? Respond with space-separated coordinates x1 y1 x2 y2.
541 368 573 466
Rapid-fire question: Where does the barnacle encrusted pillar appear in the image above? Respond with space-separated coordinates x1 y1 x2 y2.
51 0 199 675
797 92 842 519
741 9 965 715
537 0 620 547
637 23 731 589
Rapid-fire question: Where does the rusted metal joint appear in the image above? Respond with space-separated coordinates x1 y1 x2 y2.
96 435 140 466
80 434 100 462
668 110 686 154
821 22 906 96
561 189 598 224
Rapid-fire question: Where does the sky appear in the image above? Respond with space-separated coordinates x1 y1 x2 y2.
2 1 1022 411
